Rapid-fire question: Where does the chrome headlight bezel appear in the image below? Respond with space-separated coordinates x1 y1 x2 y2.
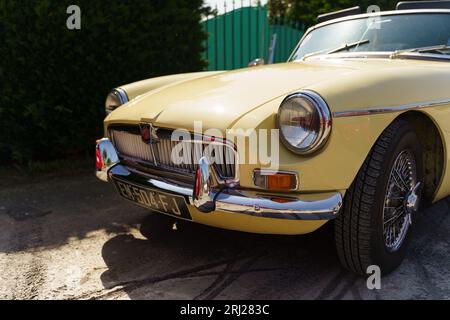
105 88 129 115
277 90 332 155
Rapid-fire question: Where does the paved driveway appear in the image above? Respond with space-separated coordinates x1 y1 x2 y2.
0 173 449 299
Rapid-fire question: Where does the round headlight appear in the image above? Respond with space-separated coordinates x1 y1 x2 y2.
277 91 332 155
105 88 128 115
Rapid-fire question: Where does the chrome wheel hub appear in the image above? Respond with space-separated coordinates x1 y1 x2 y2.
404 182 422 214
383 150 420 252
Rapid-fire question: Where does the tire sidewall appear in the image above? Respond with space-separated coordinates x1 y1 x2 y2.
370 123 423 274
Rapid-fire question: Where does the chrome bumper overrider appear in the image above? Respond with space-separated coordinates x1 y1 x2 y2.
96 138 343 221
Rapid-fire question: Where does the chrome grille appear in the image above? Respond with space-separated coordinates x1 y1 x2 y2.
110 130 155 163
109 127 237 179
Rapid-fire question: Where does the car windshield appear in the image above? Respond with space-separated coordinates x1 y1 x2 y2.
291 13 450 61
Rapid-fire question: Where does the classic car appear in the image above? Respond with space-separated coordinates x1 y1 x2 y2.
96 1 450 275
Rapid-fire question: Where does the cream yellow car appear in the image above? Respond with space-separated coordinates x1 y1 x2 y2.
96 4 450 275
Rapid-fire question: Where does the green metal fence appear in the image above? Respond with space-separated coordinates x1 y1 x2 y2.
202 3 305 71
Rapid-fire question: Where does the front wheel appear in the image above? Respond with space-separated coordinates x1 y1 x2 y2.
335 120 423 276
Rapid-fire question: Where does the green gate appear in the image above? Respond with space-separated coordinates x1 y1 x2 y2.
202 4 305 71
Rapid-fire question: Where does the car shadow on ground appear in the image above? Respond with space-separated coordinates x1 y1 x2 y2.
100 214 369 300
2 173 448 299
100 198 450 300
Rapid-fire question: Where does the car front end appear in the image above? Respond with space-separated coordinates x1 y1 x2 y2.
95 4 450 275
96 91 344 235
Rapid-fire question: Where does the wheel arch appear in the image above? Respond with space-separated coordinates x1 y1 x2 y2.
393 110 445 203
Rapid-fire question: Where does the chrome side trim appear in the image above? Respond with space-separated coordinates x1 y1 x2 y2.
333 98 450 118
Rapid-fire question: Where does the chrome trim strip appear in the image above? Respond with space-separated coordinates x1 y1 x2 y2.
333 98 450 118
100 140 343 221
300 51 450 62
391 52 450 61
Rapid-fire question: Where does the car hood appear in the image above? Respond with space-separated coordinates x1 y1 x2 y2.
105 58 447 131
106 61 356 130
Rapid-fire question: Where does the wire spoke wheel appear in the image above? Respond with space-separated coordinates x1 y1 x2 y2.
383 150 417 252
336 120 424 275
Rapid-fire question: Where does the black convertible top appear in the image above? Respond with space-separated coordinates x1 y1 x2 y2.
397 1 450 10
318 1 450 23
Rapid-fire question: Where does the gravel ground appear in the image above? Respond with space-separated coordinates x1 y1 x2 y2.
0 172 449 300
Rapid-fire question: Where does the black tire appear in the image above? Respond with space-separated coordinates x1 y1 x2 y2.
335 119 423 276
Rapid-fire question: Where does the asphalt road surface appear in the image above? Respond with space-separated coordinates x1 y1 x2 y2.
0 172 449 300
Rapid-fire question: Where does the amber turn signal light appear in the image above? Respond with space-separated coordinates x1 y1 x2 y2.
253 169 298 191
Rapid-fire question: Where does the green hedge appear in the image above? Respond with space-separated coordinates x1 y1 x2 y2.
0 0 207 164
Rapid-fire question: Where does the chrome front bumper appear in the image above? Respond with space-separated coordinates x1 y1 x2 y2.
96 138 343 221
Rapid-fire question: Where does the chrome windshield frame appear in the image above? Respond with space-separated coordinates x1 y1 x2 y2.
289 9 450 62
